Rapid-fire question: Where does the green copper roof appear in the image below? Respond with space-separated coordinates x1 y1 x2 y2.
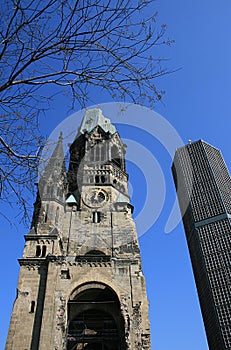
66 194 77 204
117 192 130 203
80 108 116 134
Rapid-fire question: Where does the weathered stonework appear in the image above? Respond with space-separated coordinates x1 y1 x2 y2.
5 109 151 350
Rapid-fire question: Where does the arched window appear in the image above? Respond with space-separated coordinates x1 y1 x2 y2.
90 147 95 162
89 143 107 163
67 284 125 350
36 245 41 257
92 212 101 223
41 245 47 257
111 145 122 168
30 301 35 313
95 175 100 184
100 143 106 162
95 144 100 162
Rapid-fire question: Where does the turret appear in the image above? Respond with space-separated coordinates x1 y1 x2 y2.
31 132 67 231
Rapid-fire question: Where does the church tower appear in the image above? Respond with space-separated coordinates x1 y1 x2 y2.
5 109 151 350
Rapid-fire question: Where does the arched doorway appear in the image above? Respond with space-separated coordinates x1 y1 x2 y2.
66 283 126 350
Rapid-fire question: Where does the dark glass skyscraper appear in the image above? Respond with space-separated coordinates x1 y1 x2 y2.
172 140 231 350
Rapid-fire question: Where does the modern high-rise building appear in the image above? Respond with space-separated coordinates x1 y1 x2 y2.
5 109 150 350
172 140 231 350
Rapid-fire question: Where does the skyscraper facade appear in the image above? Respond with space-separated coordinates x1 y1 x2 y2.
172 140 231 350
5 109 150 350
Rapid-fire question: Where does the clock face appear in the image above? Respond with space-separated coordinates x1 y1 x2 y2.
83 188 108 208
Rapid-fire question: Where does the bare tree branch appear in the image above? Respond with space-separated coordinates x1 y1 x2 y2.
0 0 173 224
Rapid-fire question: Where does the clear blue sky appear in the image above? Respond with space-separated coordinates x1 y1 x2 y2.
1 1 231 349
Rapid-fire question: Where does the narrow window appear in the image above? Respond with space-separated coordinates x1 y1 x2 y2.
101 175 106 183
44 204 49 223
36 245 41 257
111 145 122 168
55 207 59 225
95 144 100 161
41 245 47 257
90 147 94 161
93 212 101 223
30 301 35 313
100 144 106 161
95 175 100 184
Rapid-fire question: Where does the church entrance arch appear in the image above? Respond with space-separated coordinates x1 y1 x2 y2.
66 283 126 350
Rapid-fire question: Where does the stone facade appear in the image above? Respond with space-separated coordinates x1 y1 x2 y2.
5 109 151 350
